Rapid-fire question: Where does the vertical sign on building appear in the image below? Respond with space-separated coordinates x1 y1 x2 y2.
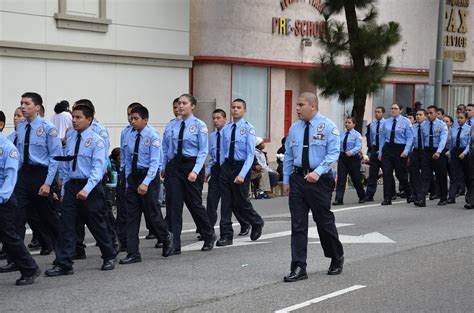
444 0 469 61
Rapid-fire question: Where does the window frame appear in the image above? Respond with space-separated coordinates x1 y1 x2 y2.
54 0 111 33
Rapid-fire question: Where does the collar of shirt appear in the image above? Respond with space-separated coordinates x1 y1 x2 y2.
182 114 195 127
29 116 43 129
77 126 94 140
306 112 321 128
232 118 246 128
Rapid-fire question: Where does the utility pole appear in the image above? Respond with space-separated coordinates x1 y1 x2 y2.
434 0 446 107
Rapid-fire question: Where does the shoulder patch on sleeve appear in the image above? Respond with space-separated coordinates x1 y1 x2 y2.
9 149 18 159
99 130 109 138
200 125 208 134
48 128 58 137
331 128 339 135
249 128 256 136
96 139 105 149
152 138 161 148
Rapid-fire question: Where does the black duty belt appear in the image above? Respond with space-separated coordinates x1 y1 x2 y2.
293 167 333 177
21 164 47 171
132 168 149 176
224 158 245 166
69 179 88 184
173 156 197 164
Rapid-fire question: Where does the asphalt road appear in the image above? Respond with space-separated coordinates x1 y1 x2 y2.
0 187 472 312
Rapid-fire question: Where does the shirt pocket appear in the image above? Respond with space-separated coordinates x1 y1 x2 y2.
29 133 46 147
235 137 247 151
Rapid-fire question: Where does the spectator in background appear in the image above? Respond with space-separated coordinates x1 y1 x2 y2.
437 108 445 120
254 137 279 198
276 137 286 181
51 100 72 144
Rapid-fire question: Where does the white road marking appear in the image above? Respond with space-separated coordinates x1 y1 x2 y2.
275 285 367 313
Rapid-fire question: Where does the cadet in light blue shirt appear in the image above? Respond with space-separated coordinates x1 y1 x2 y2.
333 117 365 205
409 109 427 203
165 94 215 254
448 112 472 203
218 98 264 245
417 105 449 206
119 105 172 264
46 103 116 277
0 132 40 285
378 103 413 205
282 92 343 282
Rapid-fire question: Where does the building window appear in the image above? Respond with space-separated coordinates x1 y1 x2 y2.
374 83 434 115
54 0 111 33
232 65 270 138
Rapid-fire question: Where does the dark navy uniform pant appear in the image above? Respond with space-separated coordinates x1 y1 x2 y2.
166 158 214 251
125 171 169 255
365 151 396 200
448 148 470 200
335 153 365 202
219 160 264 240
381 144 411 201
115 171 127 249
420 148 448 201
54 180 116 269
289 172 343 271
207 164 249 229
0 196 38 277
409 149 423 201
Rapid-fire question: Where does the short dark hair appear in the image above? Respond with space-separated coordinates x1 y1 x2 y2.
345 116 356 124
416 109 427 115
438 108 445 115
233 98 247 109
375 106 385 113
179 94 197 106
54 100 69 114
212 109 226 118
457 104 466 110
74 99 95 113
467 103 474 108
444 115 453 124
131 106 149 119
426 105 438 112
392 103 402 110
173 97 180 105
0 110 5 124
73 104 94 120
21 92 43 106
407 113 416 119
127 102 142 110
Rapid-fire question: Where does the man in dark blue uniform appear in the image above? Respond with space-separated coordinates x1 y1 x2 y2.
283 92 344 282
45 103 116 276
0 132 41 285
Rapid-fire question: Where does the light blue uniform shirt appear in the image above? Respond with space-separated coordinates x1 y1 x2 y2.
369 118 385 148
7 132 17 144
340 129 362 154
207 126 226 175
161 118 181 169
450 123 471 156
119 125 134 171
16 117 62 185
124 124 162 186
221 118 256 178
421 118 448 153
0 133 19 204
283 112 340 185
379 115 413 157
169 114 208 174
61 126 106 194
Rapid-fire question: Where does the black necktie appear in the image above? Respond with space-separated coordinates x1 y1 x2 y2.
132 133 140 173
13 135 17 147
389 119 396 144
302 121 310 170
23 124 31 166
429 121 434 148
375 121 380 150
72 133 81 171
177 121 185 161
216 131 221 167
468 119 471 126
343 131 349 151
417 125 423 149
229 124 236 162
456 126 462 148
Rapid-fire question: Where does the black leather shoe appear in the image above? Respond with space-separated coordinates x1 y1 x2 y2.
464 204 473 210
71 253 86 260
28 238 41 250
119 253 142 264
391 195 397 200
0 262 19 273
250 222 264 241
16 268 41 286
429 194 439 200
101 259 115 271
162 233 174 257
40 248 53 256
45 265 74 277
437 199 448 206
216 238 233 246
283 266 308 282
407 197 415 204
332 201 343 205
201 234 217 251
415 200 426 207
365 198 374 202
155 241 163 249
145 232 156 240
328 256 344 275
238 227 250 236
446 198 455 204
358 199 366 204
381 200 392 205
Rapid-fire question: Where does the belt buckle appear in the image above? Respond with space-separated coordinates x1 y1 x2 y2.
303 169 310 176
